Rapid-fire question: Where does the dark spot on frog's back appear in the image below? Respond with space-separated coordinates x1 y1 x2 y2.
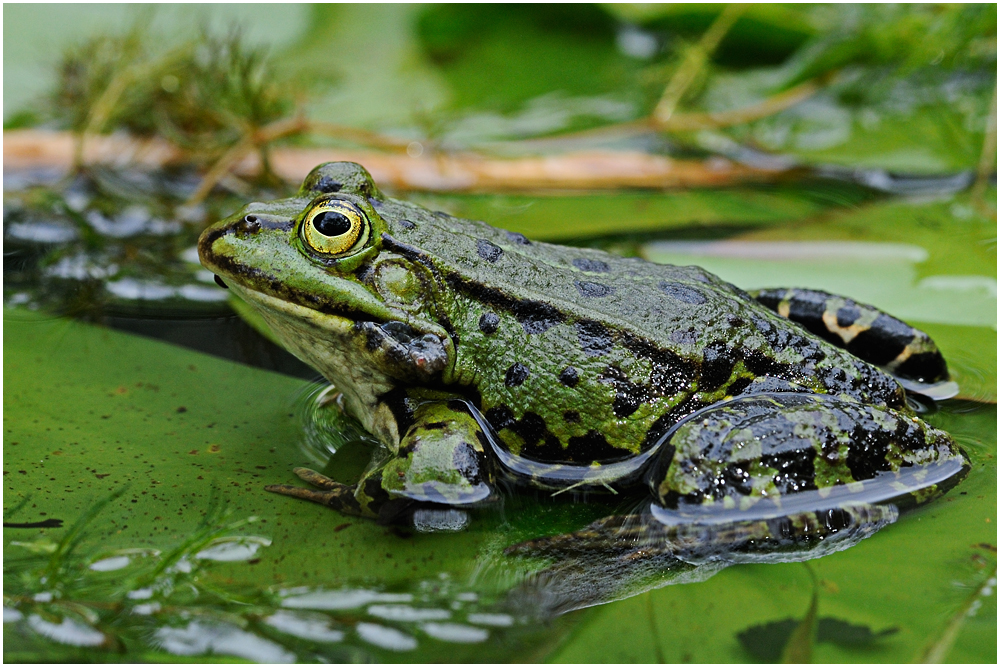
444 274 565 334
505 363 530 387
576 320 613 357
485 405 516 431
601 366 650 418
559 366 580 387
700 342 738 393
567 430 631 463
517 301 563 334
398 219 416 230
511 412 549 448
504 230 531 245
658 281 706 305
575 280 615 298
478 312 500 334
525 429 628 464
572 258 610 273
477 239 503 263
312 176 341 193
563 410 580 423
844 416 905 481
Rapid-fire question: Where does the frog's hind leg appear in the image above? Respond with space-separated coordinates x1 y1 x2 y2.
508 393 969 558
751 287 949 385
651 393 968 521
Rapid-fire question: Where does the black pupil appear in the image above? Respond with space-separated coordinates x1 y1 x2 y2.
313 211 352 237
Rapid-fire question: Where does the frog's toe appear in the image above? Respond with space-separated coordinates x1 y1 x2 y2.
291 466 338 490
265 478 367 516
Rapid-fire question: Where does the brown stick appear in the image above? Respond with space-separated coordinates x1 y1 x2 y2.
4 129 791 192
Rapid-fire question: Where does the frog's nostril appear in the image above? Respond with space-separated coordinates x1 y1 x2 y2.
214 275 228 289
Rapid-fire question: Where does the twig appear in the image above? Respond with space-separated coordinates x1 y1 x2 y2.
654 75 828 131
971 84 997 216
185 115 310 205
75 66 139 170
306 120 411 152
653 4 749 124
915 563 997 663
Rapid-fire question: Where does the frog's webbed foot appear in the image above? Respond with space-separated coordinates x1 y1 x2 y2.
751 287 951 389
265 468 376 518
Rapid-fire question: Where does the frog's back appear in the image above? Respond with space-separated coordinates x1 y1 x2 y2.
375 197 905 464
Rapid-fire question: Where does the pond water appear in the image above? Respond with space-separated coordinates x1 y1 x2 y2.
3 4 996 663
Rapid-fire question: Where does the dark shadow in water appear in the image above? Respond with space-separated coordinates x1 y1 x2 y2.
103 314 316 379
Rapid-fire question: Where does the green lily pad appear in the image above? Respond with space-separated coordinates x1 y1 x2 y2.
1 309 581 662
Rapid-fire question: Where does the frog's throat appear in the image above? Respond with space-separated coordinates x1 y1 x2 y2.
227 284 403 445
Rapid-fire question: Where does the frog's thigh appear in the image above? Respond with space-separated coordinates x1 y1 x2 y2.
651 393 967 511
380 401 494 506
752 288 948 383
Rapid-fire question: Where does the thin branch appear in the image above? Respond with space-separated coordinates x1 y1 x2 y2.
653 75 828 131
653 4 749 124
915 563 997 663
971 84 997 215
184 115 310 205
306 121 412 152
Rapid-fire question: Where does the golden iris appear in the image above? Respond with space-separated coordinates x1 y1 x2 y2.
301 199 369 256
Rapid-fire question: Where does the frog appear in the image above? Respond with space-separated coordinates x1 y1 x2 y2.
198 161 968 554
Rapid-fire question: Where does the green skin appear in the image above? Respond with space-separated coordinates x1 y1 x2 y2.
198 162 968 548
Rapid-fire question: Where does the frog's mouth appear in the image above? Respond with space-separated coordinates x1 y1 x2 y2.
226 282 358 340
198 218 394 326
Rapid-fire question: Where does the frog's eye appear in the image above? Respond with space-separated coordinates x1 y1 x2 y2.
301 199 370 256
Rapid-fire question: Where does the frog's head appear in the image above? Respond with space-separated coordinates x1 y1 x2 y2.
199 163 454 435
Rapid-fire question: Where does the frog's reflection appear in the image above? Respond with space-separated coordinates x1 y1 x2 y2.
493 502 897 616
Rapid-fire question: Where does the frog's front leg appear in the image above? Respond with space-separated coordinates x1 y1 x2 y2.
266 400 494 523
751 288 949 385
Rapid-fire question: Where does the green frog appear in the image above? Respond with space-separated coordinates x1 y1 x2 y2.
198 162 967 553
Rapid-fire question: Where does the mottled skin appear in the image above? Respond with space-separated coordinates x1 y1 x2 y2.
198 162 968 549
